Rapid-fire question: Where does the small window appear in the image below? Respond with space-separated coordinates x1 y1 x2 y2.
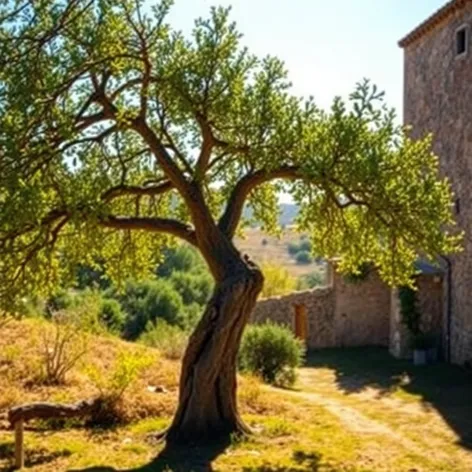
456 26 468 56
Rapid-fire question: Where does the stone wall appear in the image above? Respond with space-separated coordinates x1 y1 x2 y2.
252 287 336 349
252 266 391 350
252 265 444 353
333 269 390 347
403 3 472 363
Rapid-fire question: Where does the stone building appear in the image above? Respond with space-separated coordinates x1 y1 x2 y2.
252 262 443 355
399 0 472 364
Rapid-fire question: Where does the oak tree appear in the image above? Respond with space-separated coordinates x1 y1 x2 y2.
0 0 459 443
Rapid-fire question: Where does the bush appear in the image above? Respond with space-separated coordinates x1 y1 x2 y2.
260 263 297 298
46 289 108 334
156 245 205 277
99 298 126 334
39 311 89 385
169 270 213 306
297 271 325 290
238 322 305 387
295 250 313 265
86 351 153 425
116 279 185 339
298 240 312 252
287 242 300 256
139 319 189 360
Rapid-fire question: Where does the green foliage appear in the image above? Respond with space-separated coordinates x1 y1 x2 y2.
260 263 297 298
114 279 186 339
343 262 371 284
0 0 460 312
75 263 110 291
86 351 153 425
398 284 421 336
287 242 298 256
295 250 313 265
99 298 126 335
297 271 325 290
156 246 206 278
298 240 312 252
139 320 189 360
169 270 213 306
288 239 313 263
47 289 108 334
239 322 305 387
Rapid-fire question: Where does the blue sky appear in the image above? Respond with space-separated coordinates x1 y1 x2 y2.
167 0 445 116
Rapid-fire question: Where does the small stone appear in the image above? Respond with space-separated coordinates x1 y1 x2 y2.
147 385 168 394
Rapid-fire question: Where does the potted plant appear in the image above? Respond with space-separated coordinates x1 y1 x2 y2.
410 333 434 366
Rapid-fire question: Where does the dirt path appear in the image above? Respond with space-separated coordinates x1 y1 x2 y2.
266 368 460 466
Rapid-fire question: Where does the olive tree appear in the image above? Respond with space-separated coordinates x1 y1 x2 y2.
0 0 459 443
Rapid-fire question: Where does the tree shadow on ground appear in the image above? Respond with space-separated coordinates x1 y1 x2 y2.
241 450 341 471
0 440 72 471
305 347 472 449
69 439 229 472
70 447 341 472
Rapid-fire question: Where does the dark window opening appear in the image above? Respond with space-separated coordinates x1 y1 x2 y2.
456 27 468 56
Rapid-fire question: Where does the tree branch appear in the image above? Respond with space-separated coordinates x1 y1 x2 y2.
218 165 302 237
100 215 197 246
101 181 173 202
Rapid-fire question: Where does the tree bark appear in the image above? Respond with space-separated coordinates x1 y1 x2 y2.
165 254 263 445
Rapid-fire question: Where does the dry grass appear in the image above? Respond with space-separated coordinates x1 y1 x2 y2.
1 320 472 471
235 228 324 278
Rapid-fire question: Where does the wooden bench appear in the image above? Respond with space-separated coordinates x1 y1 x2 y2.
8 398 100 470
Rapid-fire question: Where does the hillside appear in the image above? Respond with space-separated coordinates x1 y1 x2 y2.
235 227 324 278
1 319 471 471
243 203 299 227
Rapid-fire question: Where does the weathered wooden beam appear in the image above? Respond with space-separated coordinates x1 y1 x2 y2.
8 398 101 470
14 418 24 470
8 398 99 426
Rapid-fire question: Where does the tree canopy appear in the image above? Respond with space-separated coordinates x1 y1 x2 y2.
0 0 460 311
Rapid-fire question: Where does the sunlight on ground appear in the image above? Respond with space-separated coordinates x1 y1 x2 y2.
1 321 472 471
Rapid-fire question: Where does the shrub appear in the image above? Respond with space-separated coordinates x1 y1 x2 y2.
47 289 75 314
169 270 213 306
99 298 126 334
156 245 205 277
260 263 297 298
39 311 89 385
295 250 313 265
297 271 325 290
287 241 300 256
139 319 189 360
399 284 421 336
117 279 185 339
46 289 108 334
298 240 312 252
86 351 153 425
238 322 305 387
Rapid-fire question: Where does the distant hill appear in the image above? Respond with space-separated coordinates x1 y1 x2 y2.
243 203 299 227
279 203 299 226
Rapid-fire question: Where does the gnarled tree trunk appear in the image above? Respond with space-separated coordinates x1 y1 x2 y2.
165 253 263 445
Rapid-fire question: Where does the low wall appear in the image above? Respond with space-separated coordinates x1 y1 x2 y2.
252 287 335 349
252 266 391 349
252 265 443 353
